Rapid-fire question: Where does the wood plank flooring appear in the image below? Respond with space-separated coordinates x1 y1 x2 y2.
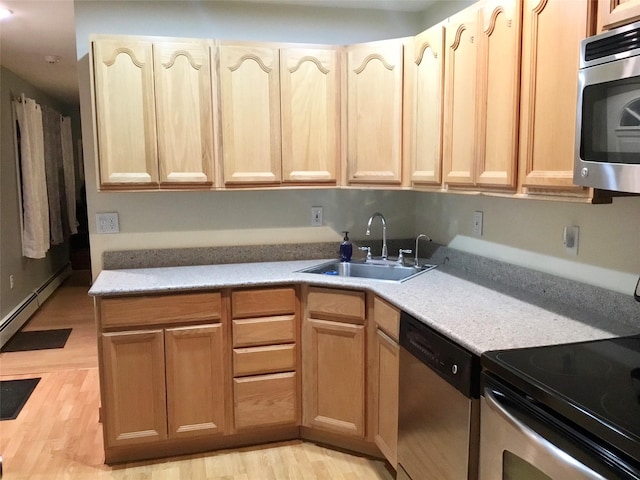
0 272 394 480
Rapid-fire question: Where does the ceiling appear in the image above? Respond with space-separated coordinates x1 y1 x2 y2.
0 0 436 107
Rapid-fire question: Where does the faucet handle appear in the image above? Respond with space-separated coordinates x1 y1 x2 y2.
397 249 412 264
359 246 372 261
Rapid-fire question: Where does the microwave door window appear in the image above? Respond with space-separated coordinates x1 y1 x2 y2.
582 78 640 164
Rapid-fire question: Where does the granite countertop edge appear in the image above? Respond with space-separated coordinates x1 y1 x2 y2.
89 259 640 356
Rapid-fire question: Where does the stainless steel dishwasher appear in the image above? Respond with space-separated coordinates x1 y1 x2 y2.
397 312 481 480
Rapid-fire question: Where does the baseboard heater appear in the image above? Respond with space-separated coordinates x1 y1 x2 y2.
0 263 72 349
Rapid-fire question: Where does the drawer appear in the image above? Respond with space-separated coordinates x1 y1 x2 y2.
373 296 400 341
231 287 296 319
232 315 295 347
100 292 222 329
233 344 296 377
306 287 365 324
233 372 297 429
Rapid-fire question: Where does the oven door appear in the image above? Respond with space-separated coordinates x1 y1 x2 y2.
479 386 629 480
575 55 640 193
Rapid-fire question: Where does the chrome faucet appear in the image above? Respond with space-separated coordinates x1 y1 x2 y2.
366 212 388 259
414 233 432 267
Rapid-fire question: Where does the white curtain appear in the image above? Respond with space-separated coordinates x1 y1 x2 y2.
14 96 50 259
61 116 77 235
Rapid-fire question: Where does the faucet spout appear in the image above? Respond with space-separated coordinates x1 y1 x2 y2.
365 212 388 259
414 233 432 267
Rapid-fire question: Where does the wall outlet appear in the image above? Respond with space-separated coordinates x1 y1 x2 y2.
96 212 120 234
311 206 323 226
9 275 14 290
563 225 579 255
472 211 483 236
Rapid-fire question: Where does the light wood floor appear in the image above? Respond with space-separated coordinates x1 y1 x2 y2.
0 273 395 480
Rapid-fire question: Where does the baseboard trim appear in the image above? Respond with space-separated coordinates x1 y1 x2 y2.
0 263 72 349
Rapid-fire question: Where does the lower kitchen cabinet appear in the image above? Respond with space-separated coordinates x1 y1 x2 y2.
369 296 400 468
165 324 226 438
101 323 226 448
302 287 366 438
101 329 167 447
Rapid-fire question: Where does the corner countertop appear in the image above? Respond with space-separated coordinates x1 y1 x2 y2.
88 258 640 356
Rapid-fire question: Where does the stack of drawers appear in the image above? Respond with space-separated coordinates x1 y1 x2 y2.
231 286 299 430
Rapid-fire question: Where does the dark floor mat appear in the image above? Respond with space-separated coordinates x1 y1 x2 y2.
0 378 40 420
1 328 72 352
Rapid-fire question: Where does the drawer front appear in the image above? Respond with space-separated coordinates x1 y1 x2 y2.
100 292 222 329
232 315 295 347
373 296 400 341
306 287 365 323
231 287 296 319
233 344 297 377
233 372 297 429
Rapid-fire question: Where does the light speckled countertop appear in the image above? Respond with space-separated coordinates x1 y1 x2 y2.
89 257 640 356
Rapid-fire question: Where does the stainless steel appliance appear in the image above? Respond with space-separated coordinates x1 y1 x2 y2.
480 336 640 479
398 312 480 480
575 21 640 193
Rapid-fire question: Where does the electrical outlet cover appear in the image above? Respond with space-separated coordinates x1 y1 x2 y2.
96 212 120 234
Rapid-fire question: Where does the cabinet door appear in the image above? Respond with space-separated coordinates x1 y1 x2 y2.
410 25 444 186
443 7 479 187
93 38 158 187
598 0 640 31
372 328 399 469
280 46 340 184
519 0 595 194
219 44 281 185
476 0 521 189
347 40 404 184
154 39 215 186
302 317 365 438
101 330 167 447
165 324 225 439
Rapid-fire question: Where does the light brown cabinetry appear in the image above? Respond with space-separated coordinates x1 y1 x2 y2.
230 286 299 430
93 38 158 187
369 296 400 468
346 40 405 185
302 286 366 438
92 36 216 189
280 46 341 184
98 292 225 453
219 43 282 186
518 0 596 197
443 0 521 190
153 39 215 186
598 0 640 31
407 24 445 186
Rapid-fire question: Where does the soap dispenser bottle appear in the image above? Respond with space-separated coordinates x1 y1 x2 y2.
340 231 352 262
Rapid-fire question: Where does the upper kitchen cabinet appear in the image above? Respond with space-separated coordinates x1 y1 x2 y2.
407 24 445 187
346 40 405 185
442 7 479 187
92 36 216 190
219 43 282 186
598 0 640 31
280 46 341 184
153 39 216 187
443 0 521 190
93 37 159 188
476 0 522 189
518 0 597 198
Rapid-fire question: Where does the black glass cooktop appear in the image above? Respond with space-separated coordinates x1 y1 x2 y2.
482 334 640 466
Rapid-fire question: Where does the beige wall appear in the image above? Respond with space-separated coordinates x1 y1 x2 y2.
415 193 640 294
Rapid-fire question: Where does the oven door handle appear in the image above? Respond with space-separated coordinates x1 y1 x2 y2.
483 387 607 480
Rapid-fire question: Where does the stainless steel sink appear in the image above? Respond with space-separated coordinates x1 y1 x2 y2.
298 260 436 282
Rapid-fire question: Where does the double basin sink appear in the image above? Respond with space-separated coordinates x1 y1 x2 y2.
299 259 437 282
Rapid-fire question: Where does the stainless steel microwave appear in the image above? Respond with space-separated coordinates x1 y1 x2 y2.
575 21 640 194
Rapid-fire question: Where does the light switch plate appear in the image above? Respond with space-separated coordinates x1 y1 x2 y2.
96 212 119 234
